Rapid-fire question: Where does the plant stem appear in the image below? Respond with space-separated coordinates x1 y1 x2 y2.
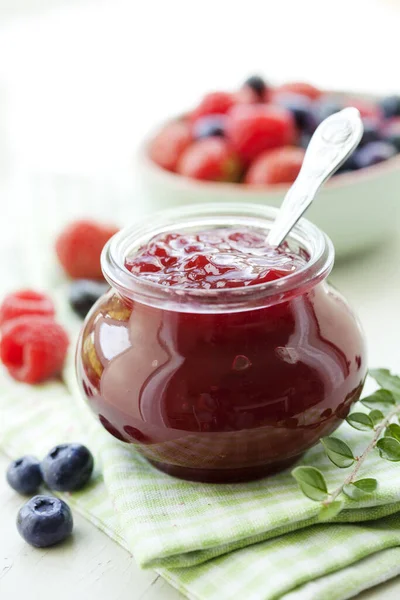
323 404 400 506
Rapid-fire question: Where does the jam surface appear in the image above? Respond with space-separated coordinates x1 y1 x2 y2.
77 224 367 483
125 227 307 289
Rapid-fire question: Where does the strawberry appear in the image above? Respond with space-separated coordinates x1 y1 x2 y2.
149 121 192 172
273 82 322 101
245 147 305 185
56 220 118 280
177 138 242 182
226 104 296 164
190 92 236 122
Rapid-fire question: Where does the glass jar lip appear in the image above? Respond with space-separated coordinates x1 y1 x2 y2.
102 203 334 313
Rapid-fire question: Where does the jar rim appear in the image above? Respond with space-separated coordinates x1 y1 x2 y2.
102 203 334 313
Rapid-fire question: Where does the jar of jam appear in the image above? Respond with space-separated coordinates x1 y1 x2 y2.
76 204 367 483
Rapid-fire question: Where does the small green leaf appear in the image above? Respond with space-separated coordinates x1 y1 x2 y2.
354 478 378 493
385 423 400 442
343 478 378 500
369 369 400 398
321 437 355 468
292 466 328 501
376 437 400 461
370 410 384 426
346 412 374 431
318 501 343 521
361 389 395 409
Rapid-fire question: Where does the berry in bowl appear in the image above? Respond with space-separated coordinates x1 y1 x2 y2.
76 203 367 483
137 77 400 256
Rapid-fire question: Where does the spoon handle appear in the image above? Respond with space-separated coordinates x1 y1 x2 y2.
267 107 364 247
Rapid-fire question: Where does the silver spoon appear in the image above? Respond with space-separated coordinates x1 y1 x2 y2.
267 107 364 247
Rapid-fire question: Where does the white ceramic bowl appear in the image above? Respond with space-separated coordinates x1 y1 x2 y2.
136 112 400 257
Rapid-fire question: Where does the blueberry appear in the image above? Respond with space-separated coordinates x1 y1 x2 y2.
299 132 312 149
313 97 344 124
335 153 359 175
192 115 226 139
69 279 109 319
383 120 400 151
41 443 94 492
359 118 382 146
6 456 43 495
353 141 397 169
274 92 316 133
243 75 267 98
379 95 400 119
17 495 73 548
333 166 352 176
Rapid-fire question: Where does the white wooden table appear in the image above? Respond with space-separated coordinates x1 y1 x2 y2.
1 1 400 598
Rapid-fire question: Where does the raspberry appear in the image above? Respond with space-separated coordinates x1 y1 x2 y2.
245 147 305 185
190 92 236 122
226 104 296 164
0 290 55 327
177 138 242 182
56 220 119 280
149 121 192 171
274 82 322 101
0 316 69 384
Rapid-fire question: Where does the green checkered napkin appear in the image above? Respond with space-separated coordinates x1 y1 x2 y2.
2 179 400 599
3 344 400 600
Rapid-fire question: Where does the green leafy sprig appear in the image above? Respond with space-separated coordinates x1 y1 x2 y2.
292 369 400 519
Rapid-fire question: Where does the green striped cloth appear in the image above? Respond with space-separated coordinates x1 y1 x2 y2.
2 177 400 599
4 342 400 600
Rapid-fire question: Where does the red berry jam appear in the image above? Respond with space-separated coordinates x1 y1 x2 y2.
124 228 307 289
77 207 367 483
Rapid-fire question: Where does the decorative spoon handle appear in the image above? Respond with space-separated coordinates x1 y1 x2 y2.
267 107 364 247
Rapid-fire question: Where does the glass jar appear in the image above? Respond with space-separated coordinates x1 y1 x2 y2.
76 204 367 483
